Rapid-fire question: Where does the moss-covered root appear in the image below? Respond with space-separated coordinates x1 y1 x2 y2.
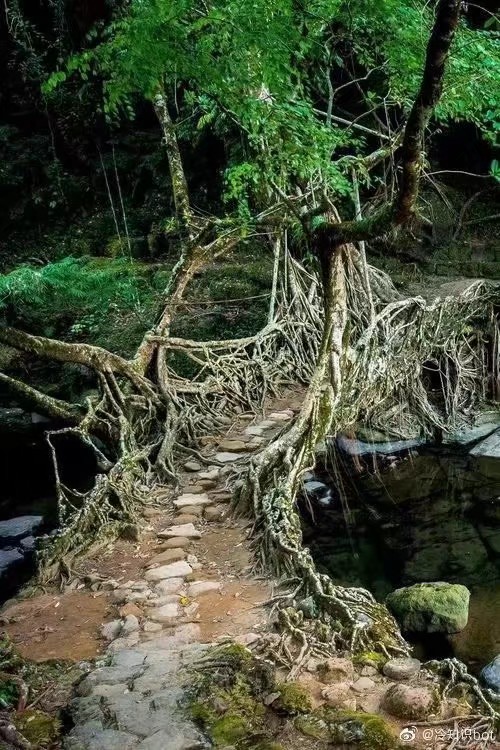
295 709 401 749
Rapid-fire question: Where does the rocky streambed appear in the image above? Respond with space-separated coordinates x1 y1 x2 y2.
301 417 500 681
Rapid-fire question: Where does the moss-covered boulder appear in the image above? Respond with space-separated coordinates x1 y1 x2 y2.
386 582 470 633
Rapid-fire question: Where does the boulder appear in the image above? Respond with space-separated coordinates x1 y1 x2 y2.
382 683 437 720
0 548 24 577
157 523 200 539
386 582 470 634
0 515 43 542
383 657 421 681
481 655 500 692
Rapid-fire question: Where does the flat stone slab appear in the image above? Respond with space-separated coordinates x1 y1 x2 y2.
470 428 500 458
157 523 201 539
0 515 43 541
244 425 265 436
159 537 191 549
214 452 245 463
183 460 201 472
188 580 221 598
148 602 181 623
173 493 211 508
218 439 247 451
145 561 192 582
154 579 184 595
268 411 293 421
64 728 139 750
146 549 186 567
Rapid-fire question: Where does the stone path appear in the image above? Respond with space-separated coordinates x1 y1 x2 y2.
63 408 295 750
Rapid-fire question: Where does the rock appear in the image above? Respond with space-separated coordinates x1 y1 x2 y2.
158 523 201 540
198 469 219 481
20 535 36 551
148 602 180 624
146 549 187 567
136 727 205 749
183 461 201 472
155 579 184 596
107 634 140 654
143 621 163 633
318 658 355 684
159 537 191 549
179 505 203 516
188 581 221 597
0 548 24 576
175 514 199 525
64 727 139 750
481 655 500 692
382 683 437 720
470 428 500 457
337 434 423 456
197 479 218 490
119 603 143 619
244 425 265 436
174 494 211 508
386 582 470 634
121 615 140 635
204 505 226 522
145 561 193 582
111 650 145 668
352 677 376 693
77 664 146 696
218 439 247 451
383 657 421 681
360 666 378 677
321 683 356 710
297 596 318 619
0 515 43 542
234 633 259 647
268 411 292 421
214 452 245 463
101 620 122 641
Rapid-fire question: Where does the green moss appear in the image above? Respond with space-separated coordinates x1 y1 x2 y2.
386 582 470 633
353 651 387 670
326 709 399 750
275 682 312 714
14 710 61 747
294 714 330 740
211 713 252 745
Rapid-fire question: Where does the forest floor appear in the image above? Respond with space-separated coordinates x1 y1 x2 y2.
1 385 499 749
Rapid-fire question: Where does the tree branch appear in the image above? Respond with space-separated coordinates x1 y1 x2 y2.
318 0 462 246
0 372 83 423
0 326 156 395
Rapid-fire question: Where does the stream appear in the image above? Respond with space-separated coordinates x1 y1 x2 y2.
301 426 500 672
0 411 97 604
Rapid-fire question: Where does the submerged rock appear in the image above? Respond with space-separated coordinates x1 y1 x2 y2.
470 428 500 458
481 655 500 692
386 582 470 634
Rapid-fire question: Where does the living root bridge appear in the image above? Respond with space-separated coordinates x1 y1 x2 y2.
236 249 500 664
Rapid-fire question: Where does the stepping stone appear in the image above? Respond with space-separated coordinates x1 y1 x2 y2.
199 469 219 480
155 579 184 595
204 505 227 522
183 460 201 472
268 411 293 421
352 677 376 693
383 657 421 681
148 602 181 623
158 523 201 539
198 479 218 490
214 452 245 463
121 615 140 635
175 514 199 524
188 580 221 598
143 621 162 633
174 493 211 508
101 620 122 641
146 548 187 567
119 603 143 619
244 425 265 436
159 537 191 549
260 420 277 428
145 561 192 582
178 505 203 516
218 439 247 451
